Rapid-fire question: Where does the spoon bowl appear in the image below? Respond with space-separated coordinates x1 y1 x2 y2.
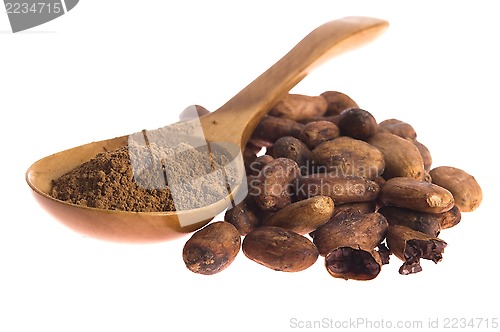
26 135 228 242
26 16 388 242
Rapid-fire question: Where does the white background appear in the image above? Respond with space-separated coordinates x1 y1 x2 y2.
1 1 498 331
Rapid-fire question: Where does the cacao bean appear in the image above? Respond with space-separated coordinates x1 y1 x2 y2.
242 226 319 272
183 221 241 275
429 166 482 212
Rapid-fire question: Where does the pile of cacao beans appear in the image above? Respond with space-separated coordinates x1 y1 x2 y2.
182 91 482 280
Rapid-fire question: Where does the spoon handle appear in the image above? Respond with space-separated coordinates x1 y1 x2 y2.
201 16 388 147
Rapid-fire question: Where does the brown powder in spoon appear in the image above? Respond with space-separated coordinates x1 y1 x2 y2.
50 140 239 212
50 146 176 212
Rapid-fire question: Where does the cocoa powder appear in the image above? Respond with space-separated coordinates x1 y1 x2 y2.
51 146 176 212
50 137 238 212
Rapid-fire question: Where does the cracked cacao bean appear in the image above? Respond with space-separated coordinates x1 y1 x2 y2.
325 246 382 280
386 225 447 275
315 213 387 280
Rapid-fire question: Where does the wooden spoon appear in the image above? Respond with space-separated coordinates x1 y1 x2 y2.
26 16 388 242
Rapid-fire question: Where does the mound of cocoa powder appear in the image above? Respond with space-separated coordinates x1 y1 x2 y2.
50 139 238 212
50 146 177 212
